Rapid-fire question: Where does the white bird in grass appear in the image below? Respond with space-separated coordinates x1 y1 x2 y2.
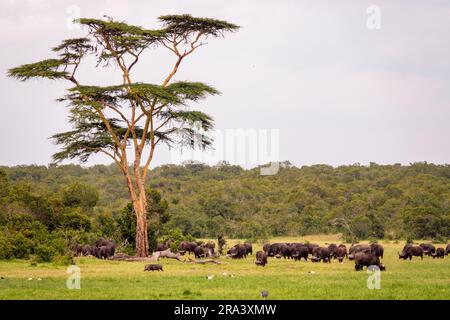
308 271 316 274
207 275 215 280
222 272 228 276
27 278 33 281
37 278 42 281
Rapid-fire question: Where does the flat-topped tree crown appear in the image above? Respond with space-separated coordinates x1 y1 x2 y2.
159 14 240 36
7 14 239 257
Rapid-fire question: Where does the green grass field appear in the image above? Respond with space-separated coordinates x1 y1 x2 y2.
0 236 449 300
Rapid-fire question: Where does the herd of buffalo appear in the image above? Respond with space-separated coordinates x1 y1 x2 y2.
252 242 387 271
72 238 449 272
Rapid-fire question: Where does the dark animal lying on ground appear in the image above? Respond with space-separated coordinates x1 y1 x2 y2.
432 248 445 259
354 252 385 271
311 247 331 263
255 251 268 267
144 264 163 272
419 243 436 256
398 244 423 260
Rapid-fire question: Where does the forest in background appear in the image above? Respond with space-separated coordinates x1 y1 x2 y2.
0 160 448 260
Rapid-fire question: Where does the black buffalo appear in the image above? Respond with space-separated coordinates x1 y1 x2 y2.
255 251 268 267
291 245 308 261
370 243 384 258
432 247 445 259
179 241 197 255
193 245 208 259
243 243 253 256
445 244 450 256
97 244 115 259
266 243 285 257
263 243 271 253
72 244 83 256
227 244 247 259
419 243 436 256
399 244 423 260
82 244 97 256
327 243 338 258
335 247 348 262
144 264 163 271
311 247 331 263
305 243 319 255
348 244 371 260
156 240 171 252
354 252 385 271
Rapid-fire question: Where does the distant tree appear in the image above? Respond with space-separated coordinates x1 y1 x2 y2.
8 15 239 256
62 182 99 209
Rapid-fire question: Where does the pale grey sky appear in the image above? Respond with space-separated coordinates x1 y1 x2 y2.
1 0 449 167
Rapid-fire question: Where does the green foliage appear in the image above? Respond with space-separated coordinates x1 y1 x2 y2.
61 182 99 209
7 59 69 81
116 188 171 252
158 14 240 36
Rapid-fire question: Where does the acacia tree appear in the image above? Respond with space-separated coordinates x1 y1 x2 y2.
8 15 239 256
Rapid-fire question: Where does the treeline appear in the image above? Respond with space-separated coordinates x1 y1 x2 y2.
0 161 449 261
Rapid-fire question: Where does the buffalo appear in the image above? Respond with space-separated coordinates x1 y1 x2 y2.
348 244 371 260
266 243 285 257
291 245 309 261
335 247 347 262
156 240 171 252
243 243 253 256
445 244 450 256
432 248 445 259
399 244 423 260
255 251 268 267
144 264 163 272
263 243 271 253
71 244 84 256
305 243 319 255
311 247 331 263
193 245 208 259
179 241 197 255
327 243 338 258
419 243 436 256
370 243 384 258
227 244 247 259
97 245 115 259
354 252 385 271
82 244 97 256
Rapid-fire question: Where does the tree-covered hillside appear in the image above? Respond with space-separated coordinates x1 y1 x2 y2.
1 161 449 244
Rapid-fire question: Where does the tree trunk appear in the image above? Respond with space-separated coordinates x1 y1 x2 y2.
134 193 149 257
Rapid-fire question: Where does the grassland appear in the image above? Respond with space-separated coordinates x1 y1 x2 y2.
0 236 449 300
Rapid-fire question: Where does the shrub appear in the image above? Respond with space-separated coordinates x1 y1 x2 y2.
34 244 57 262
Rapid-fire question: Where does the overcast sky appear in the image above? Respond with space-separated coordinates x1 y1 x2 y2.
1 0 449 168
